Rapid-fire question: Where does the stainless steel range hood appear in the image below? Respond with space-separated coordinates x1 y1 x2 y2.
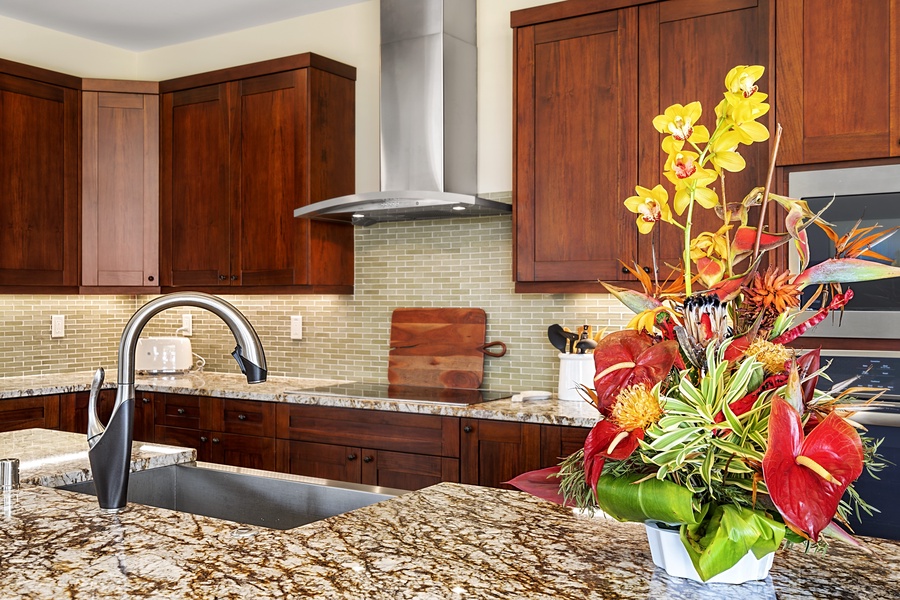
294 0 511 227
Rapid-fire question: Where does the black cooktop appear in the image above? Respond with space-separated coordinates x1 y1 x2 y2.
298 382 513 407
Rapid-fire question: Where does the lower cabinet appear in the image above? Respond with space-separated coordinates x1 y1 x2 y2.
0 395 60 433
275 404 460 491
153 393 276 470
58 390 155 442
460 418 543 489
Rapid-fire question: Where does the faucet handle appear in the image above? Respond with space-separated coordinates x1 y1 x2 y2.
87 367 106 448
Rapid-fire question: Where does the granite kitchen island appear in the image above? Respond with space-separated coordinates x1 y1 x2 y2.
1 431 898 598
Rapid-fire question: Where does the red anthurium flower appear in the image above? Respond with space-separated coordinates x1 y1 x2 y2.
763 395 864 540
583 419 644 491
592 331 679 416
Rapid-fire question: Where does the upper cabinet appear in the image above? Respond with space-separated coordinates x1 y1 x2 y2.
0 60 80 290
776 0 900 164
159 53 356 293
81 80 160 292
512 0 772 292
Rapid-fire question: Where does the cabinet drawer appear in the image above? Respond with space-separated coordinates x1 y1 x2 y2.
209 398 275 437
0 395 60 432
276 404 459 458
154 394 201 429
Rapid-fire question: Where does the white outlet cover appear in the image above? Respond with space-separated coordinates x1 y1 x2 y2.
182 314 193 336
51 315 65 338
290 315 302 340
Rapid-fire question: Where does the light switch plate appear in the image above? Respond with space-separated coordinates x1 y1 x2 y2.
51 315 65 338
181 314 193 337
290 315 302 340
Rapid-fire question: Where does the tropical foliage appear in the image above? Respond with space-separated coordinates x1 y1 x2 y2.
510 65 900 581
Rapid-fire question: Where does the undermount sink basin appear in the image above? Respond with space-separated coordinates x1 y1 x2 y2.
61 462 403 530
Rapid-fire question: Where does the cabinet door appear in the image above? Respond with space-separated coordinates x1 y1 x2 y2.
515 9 639 285
236 71 307 286
460 419 542 489
276 439 361 483
60 391 113 434
160 84 234 287
133 392 155 443
0 74 79 287
154 394 202 429
209 432 275 471
360 450 459 491
777 0 900 164
155 425 211 462
540 424 590 468
0 396 60 432
82 88 159 289
638 0 772 272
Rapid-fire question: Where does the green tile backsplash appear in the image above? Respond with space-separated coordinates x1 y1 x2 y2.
0 195 632 391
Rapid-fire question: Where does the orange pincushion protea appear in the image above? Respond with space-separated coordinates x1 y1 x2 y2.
744 267 802 314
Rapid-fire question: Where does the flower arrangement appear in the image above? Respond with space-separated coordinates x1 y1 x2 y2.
511 65 900 581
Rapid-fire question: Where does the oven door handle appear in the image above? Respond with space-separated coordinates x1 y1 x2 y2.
852 409 900 428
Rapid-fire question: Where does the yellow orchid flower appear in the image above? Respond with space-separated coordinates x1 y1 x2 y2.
707 130 746 173
652 102 710 144
731 100 770 144
624 185 673 234
725 65 765 99
663 151 718 214
690 225 732 263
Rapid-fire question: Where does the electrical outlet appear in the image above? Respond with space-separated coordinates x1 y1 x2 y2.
51 315 65 338
182 314 193 337
290 315 303 340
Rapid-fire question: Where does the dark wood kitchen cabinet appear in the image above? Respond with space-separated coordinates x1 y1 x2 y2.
159 53 355 293
81 80 160 292
153 394 276 470
776 0 900 164
460 419 542 489
59 389 155 442
276 404 460 490
512 0 771 292
0 395 60 432
0 60 80 291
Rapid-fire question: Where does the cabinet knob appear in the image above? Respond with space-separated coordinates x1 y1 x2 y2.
463 425 473 433
200 436 208 443
237 414 247 421
218 274 227 281
621 266 629 274
147 275 155 282
141 397 151 404
347 453 357 461
230 275 238 281
362 456 373 463
644 266 651 274
177 408 185 415
212 438 220 444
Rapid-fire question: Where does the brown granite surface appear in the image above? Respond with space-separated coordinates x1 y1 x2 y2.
0 372 600 427
2 480 898 599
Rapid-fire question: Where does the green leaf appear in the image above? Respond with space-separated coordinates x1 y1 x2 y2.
710 437 764 461
648 427 705 452
594 473 700 524
682 504 785 581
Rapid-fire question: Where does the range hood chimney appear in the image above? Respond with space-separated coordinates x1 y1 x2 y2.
294 0 510 226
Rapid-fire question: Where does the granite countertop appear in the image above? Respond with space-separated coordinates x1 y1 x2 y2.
0 429 196 487
0 372 601 427
2 429 898 598
2 480 898 598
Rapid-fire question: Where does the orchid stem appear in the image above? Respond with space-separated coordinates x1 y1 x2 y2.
752 123 783 261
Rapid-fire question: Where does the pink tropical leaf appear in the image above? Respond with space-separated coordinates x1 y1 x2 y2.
505 466 570 506
793 257 900 287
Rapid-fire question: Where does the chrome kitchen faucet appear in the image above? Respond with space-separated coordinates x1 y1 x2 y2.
87 292 267 512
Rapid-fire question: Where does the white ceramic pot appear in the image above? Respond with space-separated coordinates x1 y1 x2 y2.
557 353 595 401
644 521 774 584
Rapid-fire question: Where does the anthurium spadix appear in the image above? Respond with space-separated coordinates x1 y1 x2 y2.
762 395 864 540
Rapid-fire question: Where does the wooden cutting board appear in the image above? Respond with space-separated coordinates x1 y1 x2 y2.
388 308 488 389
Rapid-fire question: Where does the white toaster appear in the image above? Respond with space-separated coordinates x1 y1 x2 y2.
135 337 194 374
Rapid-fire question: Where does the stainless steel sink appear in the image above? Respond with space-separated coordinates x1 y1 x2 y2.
60 462 403 530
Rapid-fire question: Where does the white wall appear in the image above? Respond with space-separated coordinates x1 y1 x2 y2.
0 0 554 196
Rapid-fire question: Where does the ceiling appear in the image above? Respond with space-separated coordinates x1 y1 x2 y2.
0 0 369 51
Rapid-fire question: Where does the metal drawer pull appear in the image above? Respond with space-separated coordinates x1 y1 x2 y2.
363 456 373 463
200 436 208 443
347 453 357 461
177 408 185 415
212 438 220 444
237 414 247 420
